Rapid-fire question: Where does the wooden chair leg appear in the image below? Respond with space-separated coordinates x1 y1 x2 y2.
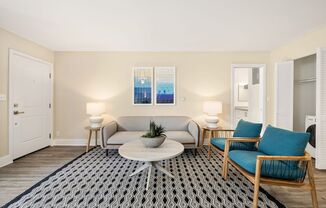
223 140 230 179
307 160 318 208
222 154 228 179
222 158 229 179
253 159 262 208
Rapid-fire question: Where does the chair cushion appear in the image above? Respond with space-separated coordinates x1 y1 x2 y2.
211 138 257 151
164 131 195 143
258 125 310 156
228 119 263 149
107 131 147 144
233 119 263 138
229 150 306 180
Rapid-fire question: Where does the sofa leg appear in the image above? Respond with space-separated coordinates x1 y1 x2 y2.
105 149 109 156
208 146 211 160
193 149 197 156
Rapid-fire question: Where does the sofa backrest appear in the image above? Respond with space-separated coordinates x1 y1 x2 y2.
258 125 310 156
116 116 191 131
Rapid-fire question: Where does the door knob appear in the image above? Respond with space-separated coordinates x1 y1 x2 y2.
13 111 24 115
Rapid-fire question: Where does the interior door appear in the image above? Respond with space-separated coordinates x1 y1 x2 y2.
316 48 326 169
9 50 52 159
274 61 294 130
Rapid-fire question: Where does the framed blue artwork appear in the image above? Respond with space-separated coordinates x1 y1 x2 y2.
154 66 176 105
133 67 153 105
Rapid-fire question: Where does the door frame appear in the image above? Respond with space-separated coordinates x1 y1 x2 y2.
8 49 53 161
230 64 267 129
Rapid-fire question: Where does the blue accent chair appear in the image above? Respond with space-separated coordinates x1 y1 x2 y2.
208 120 263 174
224 125 318 208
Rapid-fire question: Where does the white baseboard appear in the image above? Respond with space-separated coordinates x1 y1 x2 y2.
0 155 13 168
52 138 98 146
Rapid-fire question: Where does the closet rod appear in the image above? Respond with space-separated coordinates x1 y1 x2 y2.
294 78 316 84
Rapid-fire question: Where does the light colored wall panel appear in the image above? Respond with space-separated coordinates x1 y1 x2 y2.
54 52 270 141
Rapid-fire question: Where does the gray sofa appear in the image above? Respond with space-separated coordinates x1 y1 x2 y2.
100 116 200 153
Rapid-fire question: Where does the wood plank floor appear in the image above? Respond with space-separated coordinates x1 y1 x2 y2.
0 146 325 207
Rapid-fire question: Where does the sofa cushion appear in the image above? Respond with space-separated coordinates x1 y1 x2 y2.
211 138 257 151
233 119 263 138
165 131 195 144
153 116 190 131
116 117 152 131
258 125 310 157
229 150 306 180
229 119 263 150
107 131 146 144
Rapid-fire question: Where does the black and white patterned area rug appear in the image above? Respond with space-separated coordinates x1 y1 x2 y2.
3 147 285 208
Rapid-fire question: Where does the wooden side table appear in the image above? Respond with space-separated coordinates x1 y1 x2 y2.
201 126 222 147
85 126 101 152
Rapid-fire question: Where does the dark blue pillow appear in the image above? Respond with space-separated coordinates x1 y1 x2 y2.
258 125 310 156
233 119 263 138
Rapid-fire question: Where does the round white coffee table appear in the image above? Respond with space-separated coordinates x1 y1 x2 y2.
118 139 184 190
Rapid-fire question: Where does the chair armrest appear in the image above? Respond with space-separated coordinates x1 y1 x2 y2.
224 137 261 157
257 153 311 161
254 152 312 183
100 121 118 148
226 137 261 143
188 120 200 147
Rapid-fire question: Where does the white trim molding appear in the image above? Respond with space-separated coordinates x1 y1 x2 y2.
0 155 13 168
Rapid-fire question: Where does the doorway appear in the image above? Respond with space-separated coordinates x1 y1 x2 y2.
9 50 53 159
231 64 266 128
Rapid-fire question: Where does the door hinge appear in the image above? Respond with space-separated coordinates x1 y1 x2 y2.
49 73 52 79
49 133 52 139
49 103 52 109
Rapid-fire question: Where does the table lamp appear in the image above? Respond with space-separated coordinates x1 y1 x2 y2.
203 101 222 128
86 102 105 128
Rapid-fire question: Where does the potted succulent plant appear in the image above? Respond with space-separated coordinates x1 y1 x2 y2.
141 121 167 148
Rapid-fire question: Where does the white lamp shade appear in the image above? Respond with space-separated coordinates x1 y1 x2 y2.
86 102 106 116
203 101 222 115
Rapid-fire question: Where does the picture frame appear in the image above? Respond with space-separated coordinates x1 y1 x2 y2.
154 66 176 105
132 67 154 105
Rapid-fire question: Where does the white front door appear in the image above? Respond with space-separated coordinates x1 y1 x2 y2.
9 50 52 159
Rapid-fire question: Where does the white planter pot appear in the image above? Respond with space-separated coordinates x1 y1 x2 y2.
140 135 166 148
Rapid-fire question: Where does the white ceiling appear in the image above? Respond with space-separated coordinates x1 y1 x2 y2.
0 0 326 51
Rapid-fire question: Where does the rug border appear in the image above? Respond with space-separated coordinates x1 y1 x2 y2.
2 148 286 208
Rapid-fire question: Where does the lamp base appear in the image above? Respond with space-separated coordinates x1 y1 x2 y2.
89 116 104 128
205 115 219 129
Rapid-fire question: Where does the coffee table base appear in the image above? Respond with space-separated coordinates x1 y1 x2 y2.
130 161 174 190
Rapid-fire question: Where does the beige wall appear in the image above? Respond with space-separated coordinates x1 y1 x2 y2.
268 26 326 124
1 25 326 155
0 28 54 157
54 52 270 140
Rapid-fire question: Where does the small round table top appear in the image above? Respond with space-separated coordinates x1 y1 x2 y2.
85 126 101 131
119 139 184 162
202 126 223 130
